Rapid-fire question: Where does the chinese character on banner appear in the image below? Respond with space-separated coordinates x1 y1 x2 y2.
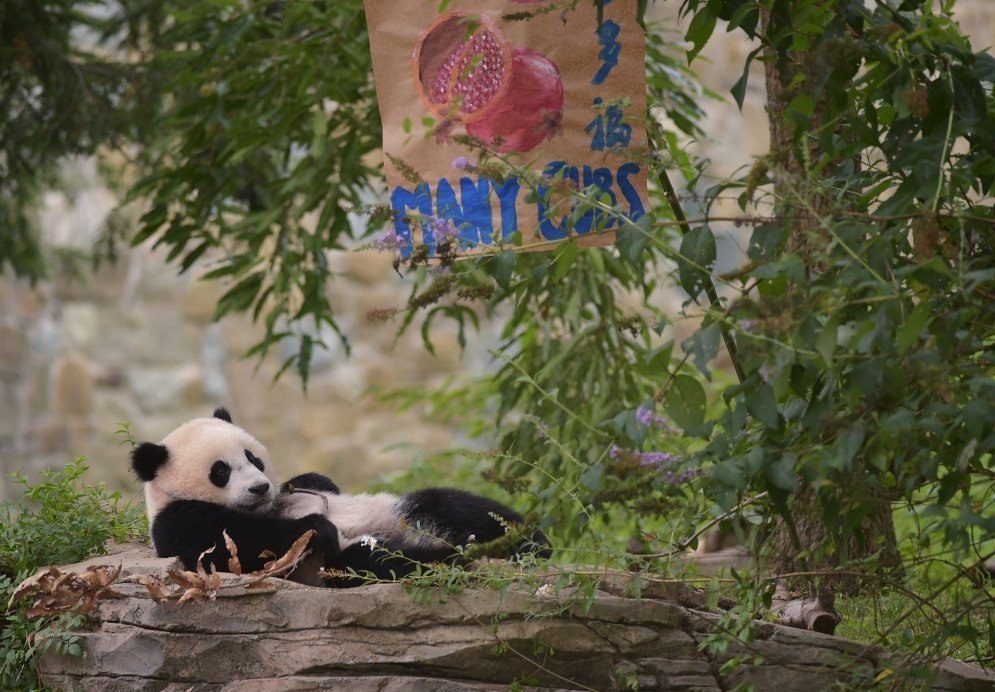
364 0 648 260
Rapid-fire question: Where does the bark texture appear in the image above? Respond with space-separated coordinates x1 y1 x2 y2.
760 6 903 593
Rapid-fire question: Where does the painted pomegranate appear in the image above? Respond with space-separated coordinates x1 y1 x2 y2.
412 11 564 153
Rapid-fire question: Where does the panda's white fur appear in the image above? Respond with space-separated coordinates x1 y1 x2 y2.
272 472 552 568
140 415 276 527
274 488 449 551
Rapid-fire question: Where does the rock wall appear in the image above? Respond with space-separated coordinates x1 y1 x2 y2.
0 160 482 500
36 545 995 691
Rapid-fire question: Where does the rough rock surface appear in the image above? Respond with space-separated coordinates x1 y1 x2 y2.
35 545 995 691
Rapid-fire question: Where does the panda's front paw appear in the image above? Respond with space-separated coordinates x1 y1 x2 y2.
294 513 340 555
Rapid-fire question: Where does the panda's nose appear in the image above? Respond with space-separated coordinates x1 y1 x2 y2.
248 482 270 496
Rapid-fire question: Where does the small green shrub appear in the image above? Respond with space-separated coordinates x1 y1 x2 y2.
0 458 145 690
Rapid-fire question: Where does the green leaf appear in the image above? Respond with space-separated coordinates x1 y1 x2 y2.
816 316 838 367
747 223 786 263
644 342 672 372
685 0 719 62
836 424 866 471
490 250 516 291
766 454 798 491
608 410 647 447
664 374 707 431
616 218 649 264
681 322 721 380
712 457 746 490
554 240 579 281
749 254 805 283
580 463 604 491
678 225 716 300
745 384 780 430
730 47 762 110
896 301 930 354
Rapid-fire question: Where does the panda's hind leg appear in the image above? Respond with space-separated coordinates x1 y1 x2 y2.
401 488 550 558
320 538 458 587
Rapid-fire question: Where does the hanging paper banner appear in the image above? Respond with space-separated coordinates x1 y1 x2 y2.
364 0 648 260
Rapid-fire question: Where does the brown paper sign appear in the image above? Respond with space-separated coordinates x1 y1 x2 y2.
364 0 649 260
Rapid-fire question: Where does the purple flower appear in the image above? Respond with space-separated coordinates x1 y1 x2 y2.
424 216 460 244
635 450 680 467
452 156 474 171
373 231 404 253
635 407 674 432
610 444 680 467
662 468 700 484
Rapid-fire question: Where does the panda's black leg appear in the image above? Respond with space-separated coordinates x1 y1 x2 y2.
402 488 552 559
320 539 461 587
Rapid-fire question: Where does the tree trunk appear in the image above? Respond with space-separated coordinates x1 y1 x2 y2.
760 6 903 595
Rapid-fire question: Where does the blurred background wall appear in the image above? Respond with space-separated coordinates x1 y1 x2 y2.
1 1 991 502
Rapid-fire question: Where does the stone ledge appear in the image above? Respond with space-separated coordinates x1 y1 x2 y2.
36 545 995 691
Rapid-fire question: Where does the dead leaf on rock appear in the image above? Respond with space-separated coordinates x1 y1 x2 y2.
167 566 205 592
120 574 174 603
177 587 205 605
9 565 124 619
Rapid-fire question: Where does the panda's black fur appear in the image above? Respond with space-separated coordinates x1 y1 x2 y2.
276 472 551 585
132 409 549 586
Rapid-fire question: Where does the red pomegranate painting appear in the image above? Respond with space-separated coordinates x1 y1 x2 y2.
412 11 564 153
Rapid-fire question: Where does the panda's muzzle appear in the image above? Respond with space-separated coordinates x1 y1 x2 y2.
249 482 270 496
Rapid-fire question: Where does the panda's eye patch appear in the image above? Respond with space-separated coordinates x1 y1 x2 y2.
209 460 231 487
245 449 264 472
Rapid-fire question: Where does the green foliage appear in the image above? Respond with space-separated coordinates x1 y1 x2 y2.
129 0 382 383
0 459 146 578
387 0 995 675
1 459 145 690
0 0 164 281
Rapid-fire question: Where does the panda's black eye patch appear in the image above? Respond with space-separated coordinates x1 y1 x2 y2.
209 460 231 488
245 449 264 472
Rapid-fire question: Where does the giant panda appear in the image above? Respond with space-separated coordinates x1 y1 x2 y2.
131 409 549 586
275 472 551 585
130 407 340 579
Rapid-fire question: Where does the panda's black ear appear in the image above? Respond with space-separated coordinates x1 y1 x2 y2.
131 442 169 481
213 407 233 423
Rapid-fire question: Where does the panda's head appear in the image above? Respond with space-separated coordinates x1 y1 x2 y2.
131 408 276 522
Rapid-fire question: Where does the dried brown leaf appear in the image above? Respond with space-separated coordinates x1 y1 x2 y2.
82 565 121 590
257 530 315 576
167 566 206 592
177 587 205 605
120 574 174 602
9 567 59 609
10 564 125 619
25 605 58 618
258 549 277 560
204 569 221 593
196 545 216 582
223 530 241 575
